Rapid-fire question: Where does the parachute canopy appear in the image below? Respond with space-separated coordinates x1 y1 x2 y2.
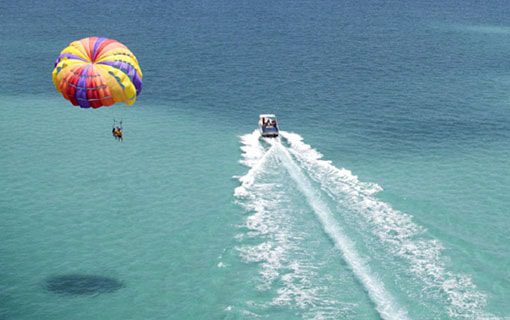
52 37 143 109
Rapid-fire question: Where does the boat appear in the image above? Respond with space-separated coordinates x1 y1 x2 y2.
259 114 279 138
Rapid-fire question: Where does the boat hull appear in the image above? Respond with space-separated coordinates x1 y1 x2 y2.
259 125 279 138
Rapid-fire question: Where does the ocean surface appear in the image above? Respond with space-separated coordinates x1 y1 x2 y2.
1 0 510 319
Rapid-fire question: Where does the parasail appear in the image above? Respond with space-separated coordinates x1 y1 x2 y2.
52 37 142 109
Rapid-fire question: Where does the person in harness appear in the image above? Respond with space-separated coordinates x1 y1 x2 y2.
112 120 123 141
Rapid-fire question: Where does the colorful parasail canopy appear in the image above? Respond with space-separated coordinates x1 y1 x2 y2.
52 37 143 109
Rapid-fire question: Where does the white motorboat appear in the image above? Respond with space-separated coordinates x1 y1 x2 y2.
258 114 279 138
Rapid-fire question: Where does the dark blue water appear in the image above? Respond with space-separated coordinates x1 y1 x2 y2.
1 0 509 318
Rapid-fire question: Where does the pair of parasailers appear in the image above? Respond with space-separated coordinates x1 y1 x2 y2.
112 120 123 141
112 126 123 141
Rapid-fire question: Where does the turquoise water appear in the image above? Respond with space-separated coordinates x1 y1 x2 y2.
1 1 510 319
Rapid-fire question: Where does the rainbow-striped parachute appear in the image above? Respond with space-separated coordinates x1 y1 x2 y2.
52 37 142 109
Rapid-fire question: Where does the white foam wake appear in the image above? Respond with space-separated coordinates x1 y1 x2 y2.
281 131 491 319
234 131 352 319
234 131 276 197
274 142 410 320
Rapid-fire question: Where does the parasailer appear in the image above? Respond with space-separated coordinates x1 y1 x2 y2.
112 120 123 141
52 36 142 140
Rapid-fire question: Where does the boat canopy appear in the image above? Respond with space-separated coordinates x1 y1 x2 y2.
259 114 277 120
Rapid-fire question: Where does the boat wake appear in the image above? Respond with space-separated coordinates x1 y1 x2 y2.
233 130 492 319
234 133 353 319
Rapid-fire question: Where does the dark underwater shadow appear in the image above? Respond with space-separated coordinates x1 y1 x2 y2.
44 274 124 296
